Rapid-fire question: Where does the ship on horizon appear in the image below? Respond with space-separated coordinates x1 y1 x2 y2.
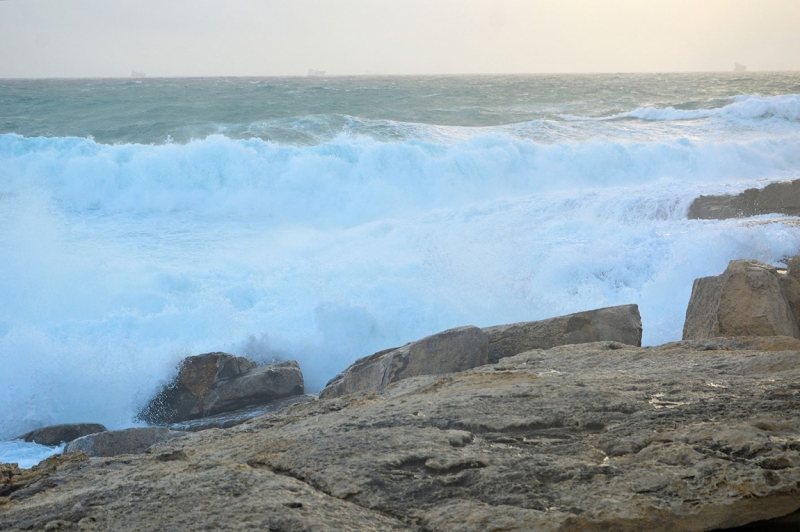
308 68 326 77
734 63 747 72
131 70 147 78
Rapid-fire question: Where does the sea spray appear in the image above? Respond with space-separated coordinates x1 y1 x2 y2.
1 74 800 453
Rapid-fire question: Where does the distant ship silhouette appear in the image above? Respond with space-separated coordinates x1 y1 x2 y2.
308 69 326 77
734 63 747 72
131 70 146 78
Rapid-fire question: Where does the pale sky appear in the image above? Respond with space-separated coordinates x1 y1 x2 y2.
0 0 798 78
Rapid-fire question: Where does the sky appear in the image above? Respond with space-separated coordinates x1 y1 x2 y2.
0 0 798 78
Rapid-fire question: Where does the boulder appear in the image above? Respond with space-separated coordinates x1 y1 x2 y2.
138 353 303 425
482 304 642 363
198 361 304 417
320 326 487 399
16 423 107 446
64 427 181 457
5 340 800 530
683 259 800 340
688 178 800 219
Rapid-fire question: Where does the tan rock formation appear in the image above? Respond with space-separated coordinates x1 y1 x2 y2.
64 427 181 458
688 178 800 220
320 326 487 399
683 260 800 340
3 340 800 530
138 353 303 424
16 424 107 446
483 304 642 363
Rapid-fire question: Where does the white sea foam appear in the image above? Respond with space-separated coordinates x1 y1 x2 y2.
564 94 800 123
2 130 800 443
0 441 63 469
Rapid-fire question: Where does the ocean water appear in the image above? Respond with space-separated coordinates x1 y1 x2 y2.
2 73 800 465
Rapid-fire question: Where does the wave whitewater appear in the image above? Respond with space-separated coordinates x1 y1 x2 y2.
563 94 800 122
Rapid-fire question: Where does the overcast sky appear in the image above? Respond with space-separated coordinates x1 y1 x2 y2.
1 0 798 78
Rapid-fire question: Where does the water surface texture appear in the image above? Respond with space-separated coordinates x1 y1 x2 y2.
2 73 800 454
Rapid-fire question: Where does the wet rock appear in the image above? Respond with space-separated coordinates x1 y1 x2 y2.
64 427 181 457
200 361 304 416
138 353 303 424
688 178 800 219
320 326 487 399
482 304 642 363
169 394 316 432
17 424 107 446
683 259 800 340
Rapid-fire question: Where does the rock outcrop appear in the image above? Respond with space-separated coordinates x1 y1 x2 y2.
4 339 800 530
137 353 303 424
320 326 487 399
16 424 107 446
688 178 800 219
683 259 800 340
169 394 316 432
64 427 181 457
482 304 642 363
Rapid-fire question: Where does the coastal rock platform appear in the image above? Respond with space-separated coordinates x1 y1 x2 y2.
688 178 800 220
3 338 800 531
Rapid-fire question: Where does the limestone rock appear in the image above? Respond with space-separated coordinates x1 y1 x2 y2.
137 353 303 425
683 259 800 340
17 423 107 446
688 178 800 219
482 304 642 363
320 326 487 399
5 340 800 530
199 360 304 417
1 451 89 500
64 427 181 457
169 394 316 432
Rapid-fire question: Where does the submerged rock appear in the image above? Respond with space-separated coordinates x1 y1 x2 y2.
64 427 181 457
688 178 800 219
482 304 642 363
16 423 107 446
683 259 800 340
4 339 800 530
320 326 487 399
137 353 303 424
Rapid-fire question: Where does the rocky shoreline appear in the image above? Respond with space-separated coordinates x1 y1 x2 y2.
4 180 800 530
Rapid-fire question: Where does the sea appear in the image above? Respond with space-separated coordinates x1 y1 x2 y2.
2 73 800 466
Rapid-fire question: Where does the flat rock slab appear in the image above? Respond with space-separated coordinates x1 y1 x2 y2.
4 338 800 531
688 178 800 220
16 424 107 446
169 394 316 432
482 304 642 363
64 427 181 457
321 326 487 399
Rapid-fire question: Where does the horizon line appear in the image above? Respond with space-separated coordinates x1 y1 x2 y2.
2 69 799 81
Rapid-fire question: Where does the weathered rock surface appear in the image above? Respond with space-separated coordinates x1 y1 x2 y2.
684 259 800 340
169 394 316 432
320 326 487 399
688 178 800 220
16 424 107 446
64 427 181 457
1 452 89 502
137 352 303 424
483 304 643 363
4 338 800 530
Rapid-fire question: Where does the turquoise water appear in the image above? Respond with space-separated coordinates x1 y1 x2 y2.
2 73 800 463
